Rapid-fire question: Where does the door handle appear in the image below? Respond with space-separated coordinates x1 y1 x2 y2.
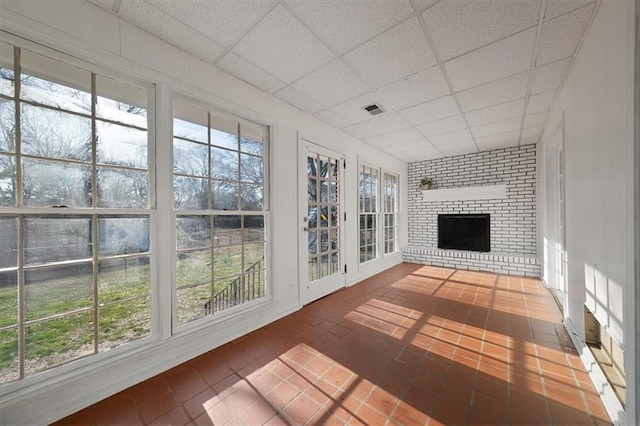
303 227 309 232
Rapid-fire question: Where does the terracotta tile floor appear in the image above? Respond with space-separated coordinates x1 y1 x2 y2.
56 263 612 425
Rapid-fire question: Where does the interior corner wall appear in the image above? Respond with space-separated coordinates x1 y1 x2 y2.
539 0 636 423
0 1 407 424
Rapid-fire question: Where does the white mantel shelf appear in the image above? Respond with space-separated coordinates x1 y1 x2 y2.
422 184 507 202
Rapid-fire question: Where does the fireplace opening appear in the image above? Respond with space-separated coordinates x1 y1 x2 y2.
438 214 490 252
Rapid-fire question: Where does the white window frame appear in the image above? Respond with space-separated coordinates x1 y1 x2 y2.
171 95 271 332
0 37 157 385
382 170 400 255
358 162 400 266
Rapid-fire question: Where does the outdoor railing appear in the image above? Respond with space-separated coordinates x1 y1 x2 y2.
204 257 264 314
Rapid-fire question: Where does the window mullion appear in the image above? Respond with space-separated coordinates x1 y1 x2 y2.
90 73 99 354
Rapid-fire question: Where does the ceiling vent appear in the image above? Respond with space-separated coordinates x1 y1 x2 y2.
363 103 385 116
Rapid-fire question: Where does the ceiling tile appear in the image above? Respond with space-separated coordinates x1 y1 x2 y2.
393 152 413 161
422 0 541 61
523 112 547 129
471 116 522 138
314 109 353 129
381 144 401 154
416 114 468 137
118 0 225 63
343 113 411 139
428 128 473 145
545 0 595 21
412 0 441 12
217 52 287 94
395 138 433 152
292 59 370 108
521 126 543 142
437 139 478 155
284 0 414 55
476 130 521 150
365 126 423 147
536 3 595 66
444 28 536 92
531 58 571 95
457 71 529 112
464 99 526 127
329 91 392 124
527 90 555 114
275 86 324 114
88 0 115 11
400 95 460 125
231 4 335 83
146 0 275 47
377 66 450 110
405 147 443 161
343 17 437 88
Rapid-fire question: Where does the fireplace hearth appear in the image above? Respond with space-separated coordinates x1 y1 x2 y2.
438 214 490 252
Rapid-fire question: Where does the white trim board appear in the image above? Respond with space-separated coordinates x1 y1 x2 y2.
421 184 507 202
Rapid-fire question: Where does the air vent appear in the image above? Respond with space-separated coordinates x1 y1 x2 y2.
363 103 385 116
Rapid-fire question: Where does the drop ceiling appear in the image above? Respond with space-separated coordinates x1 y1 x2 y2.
88 0 599 162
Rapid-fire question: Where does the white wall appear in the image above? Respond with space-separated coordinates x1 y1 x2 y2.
539 0 636 423
0 1 407 424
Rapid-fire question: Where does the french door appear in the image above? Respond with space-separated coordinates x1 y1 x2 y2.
298 138 345 305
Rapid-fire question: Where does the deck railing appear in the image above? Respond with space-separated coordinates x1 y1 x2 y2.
204 257 264 314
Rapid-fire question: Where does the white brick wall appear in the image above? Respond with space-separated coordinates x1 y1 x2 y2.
403 144 540 276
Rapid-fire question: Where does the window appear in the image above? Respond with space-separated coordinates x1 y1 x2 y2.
358 165 399 264
358 165 378 263
173 101 267 325
383 172 399 254
0 42 151 383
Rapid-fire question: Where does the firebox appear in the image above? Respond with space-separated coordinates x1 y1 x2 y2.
438 214 490 252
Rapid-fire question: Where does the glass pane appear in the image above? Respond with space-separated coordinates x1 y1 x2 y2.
98 256 150 303
22 158 92 208
330 206 338 227
243 215 264 242
98 217 149 256
20 49 91 115
211 128 238 150
212 180 238 210
319 207 328 228
25 311 94 375
177 216 211 250
308 257 317 282
0 217 17 268
320 180 328 203
320 230 329 254
174 139 208 177
0 271 17 327
21 104 92 162
24 263 93 321
177 283 210 324
97 167 148 208
177 249 211 288
240 133 263 156
0 326 19 384
308 206 317 229
244 243 264 270
211 147 238 181
0 154 15 206
329 159 338 180
174 102 208 143
241 183 263 211
98 297 150 351
174 176 208 210
96 121 147 168
308 231 318 255
0 101 15 153
307 156 317 176
320 254 330 277
25 217 92 265
0 41 14 98
329 181 337 203
330 229 339 251
214 244 242 279
307 177 317 202
96 74 147 128
243 268 265 302
319 157 329 178
213 215 241 246
240 154 263 184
